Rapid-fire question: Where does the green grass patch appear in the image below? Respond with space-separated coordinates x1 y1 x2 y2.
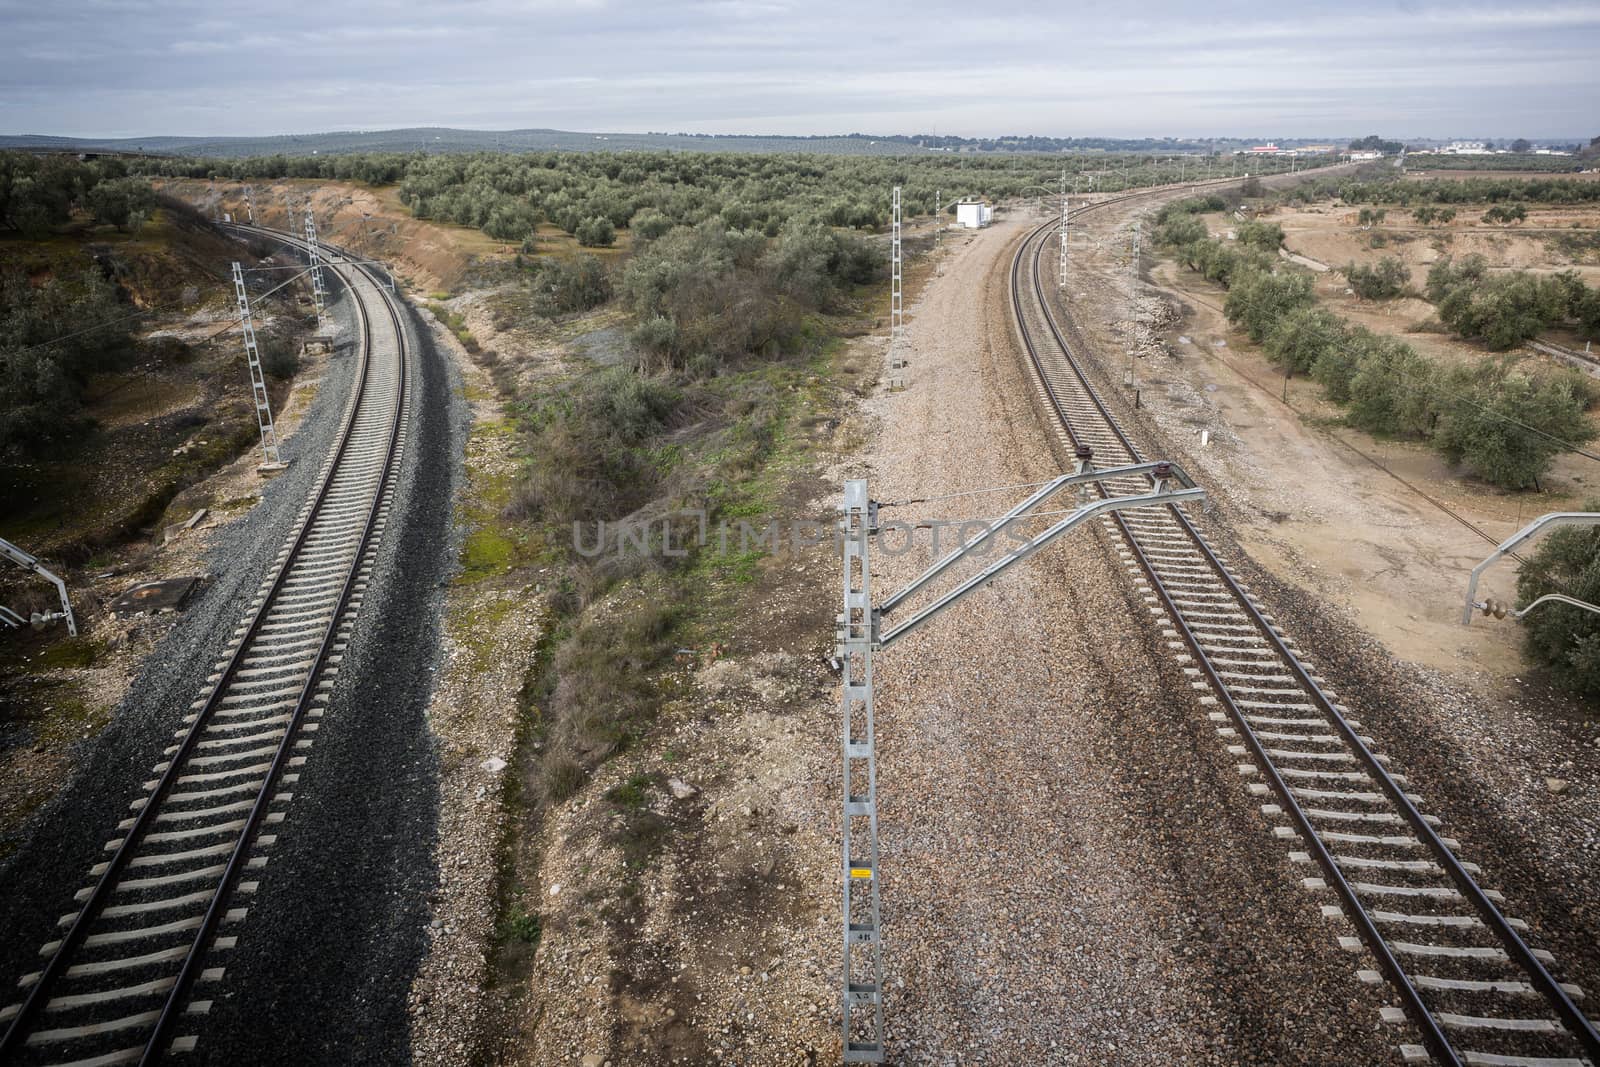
495 902 542 946
30 637 104 670
460 526 515 580
454 595 518 672
604 772 655 811
453 424 540 585
426 303 478 352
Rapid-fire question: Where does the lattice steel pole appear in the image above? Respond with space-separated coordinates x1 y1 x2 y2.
1128 221 1142 389
838 479 883 1063
303 204 327 324
934 188 940 251
890 186 903 359
1059 173 1069 290
230 262 283 468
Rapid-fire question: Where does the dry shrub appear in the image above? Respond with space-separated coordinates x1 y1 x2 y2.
538 599 678 802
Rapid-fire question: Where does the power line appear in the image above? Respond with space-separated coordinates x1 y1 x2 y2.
1449 388 1600 464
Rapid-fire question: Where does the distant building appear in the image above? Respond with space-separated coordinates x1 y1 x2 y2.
1291 144 1336 156
1441 141 1491 155
956 200 993 229
1247 144 1281 154
1348 150 1383 161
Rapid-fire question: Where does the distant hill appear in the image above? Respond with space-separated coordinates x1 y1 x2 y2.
3 127 1279 159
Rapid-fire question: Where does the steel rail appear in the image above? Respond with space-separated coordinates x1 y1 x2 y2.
1009 191 1600 1063
143 231 409 1062
1008 208 1457 1063
0 228 407 1065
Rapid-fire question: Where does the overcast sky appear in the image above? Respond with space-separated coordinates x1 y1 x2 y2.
2 0 1596 140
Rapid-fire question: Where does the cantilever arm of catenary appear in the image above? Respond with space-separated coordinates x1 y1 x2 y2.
1461 511 1600 625
0 536 77 636
1513 593 1600 621
879 460 1197 615
874 461 1204 650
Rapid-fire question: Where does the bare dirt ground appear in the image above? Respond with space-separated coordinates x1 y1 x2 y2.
1140 200 1599 683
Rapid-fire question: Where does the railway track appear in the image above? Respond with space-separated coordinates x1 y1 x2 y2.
1008 191 1600 1066
0 229 410 1066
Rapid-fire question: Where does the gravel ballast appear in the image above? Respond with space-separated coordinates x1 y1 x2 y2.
0 269 467 1065
195 286 465 1065
0 279 362 993
828 209 1397 1063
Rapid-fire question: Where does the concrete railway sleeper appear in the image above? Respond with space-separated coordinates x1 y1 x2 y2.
1008 191 1600 1067
0 226 411 1066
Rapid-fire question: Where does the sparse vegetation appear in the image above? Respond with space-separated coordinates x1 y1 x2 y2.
536 599 679 802
511 366 684 530
1158 226 1598 488
496 903 543 946
621 216 876 372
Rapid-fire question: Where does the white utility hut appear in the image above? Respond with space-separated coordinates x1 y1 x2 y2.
955 199 993 229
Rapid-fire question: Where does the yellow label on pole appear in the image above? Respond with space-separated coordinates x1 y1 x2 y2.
849 867 873 880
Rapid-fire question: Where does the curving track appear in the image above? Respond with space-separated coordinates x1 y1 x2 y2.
1008 189 1600 1066
0 231 410 1066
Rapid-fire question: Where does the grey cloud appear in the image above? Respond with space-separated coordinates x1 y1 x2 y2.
1 0 1596 137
